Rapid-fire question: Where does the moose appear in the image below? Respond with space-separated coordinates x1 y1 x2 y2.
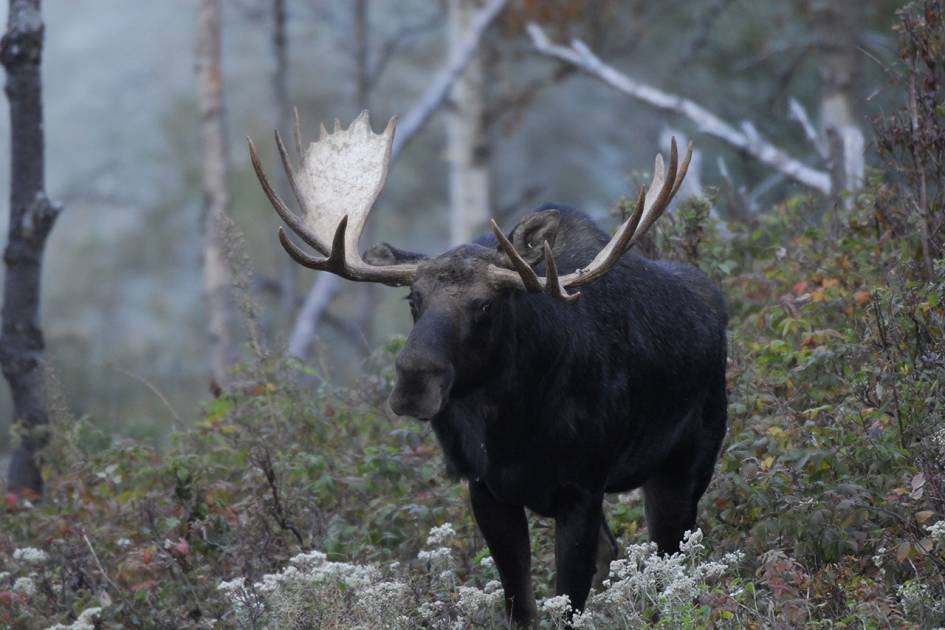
248 112 727 626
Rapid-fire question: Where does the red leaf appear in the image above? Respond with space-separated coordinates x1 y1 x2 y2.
173 538 189 557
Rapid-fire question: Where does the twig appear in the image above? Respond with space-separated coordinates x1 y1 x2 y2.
869 294 905 449
111 364 182 429
257 448 305 547
367 8 445 91
82 533 119 592
527 23 832 194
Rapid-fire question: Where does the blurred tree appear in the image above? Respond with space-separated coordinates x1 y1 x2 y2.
270 0 299 327
196 0 236 390
810 0 866 206
447 0 491 245
1 0 63 495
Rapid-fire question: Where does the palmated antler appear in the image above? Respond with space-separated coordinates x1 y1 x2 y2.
489 137 693 303
248 110 418 286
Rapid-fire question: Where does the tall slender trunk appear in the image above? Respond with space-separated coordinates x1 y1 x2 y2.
353 0 380 348
812 0 864 199
1 0 62 495
271 0 297 326
196 0 235 390
447 0 490 246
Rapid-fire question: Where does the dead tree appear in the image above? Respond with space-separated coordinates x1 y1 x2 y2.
196 0 235 389
1 0 63 495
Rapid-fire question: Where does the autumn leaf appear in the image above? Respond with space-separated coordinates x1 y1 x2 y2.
895 541 912 562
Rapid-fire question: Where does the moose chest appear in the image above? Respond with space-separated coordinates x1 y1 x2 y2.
432 407 569 516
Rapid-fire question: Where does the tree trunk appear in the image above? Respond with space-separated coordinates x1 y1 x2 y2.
352 0 380 348
196 0 235 390
812 0 865 197
1 0 62 495
271 0 298 327
447 0 491 246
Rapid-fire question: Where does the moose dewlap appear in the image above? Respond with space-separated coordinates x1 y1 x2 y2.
249 111 727 626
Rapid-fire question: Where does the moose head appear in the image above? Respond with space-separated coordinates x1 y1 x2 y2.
248 112 691 420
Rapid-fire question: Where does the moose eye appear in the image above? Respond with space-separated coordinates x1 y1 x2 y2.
479 301 492 314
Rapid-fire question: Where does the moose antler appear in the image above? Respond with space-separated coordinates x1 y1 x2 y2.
488 137 693 303
248 110 418 286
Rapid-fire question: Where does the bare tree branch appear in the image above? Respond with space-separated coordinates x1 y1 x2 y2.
788 97 829 160
366 7 445 92
527 23 832 195
288 274 339 357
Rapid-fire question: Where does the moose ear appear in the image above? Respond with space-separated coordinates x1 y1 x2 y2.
363 242 428 266
504 209 560 266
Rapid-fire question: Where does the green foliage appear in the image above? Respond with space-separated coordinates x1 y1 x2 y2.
3 179 942 628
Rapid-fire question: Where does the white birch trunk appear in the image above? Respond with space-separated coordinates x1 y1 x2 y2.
447 0 490 246
196 0 234 389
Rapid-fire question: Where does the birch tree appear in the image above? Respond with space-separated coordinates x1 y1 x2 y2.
1 0 63 495
811 0 866 197
196 0 235 389
447 0 491 246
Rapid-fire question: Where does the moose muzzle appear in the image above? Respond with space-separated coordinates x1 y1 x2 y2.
388 312 455 419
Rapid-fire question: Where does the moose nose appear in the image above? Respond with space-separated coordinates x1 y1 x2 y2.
389 355 454 420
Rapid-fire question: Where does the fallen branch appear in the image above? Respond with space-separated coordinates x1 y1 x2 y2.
526 23 832 195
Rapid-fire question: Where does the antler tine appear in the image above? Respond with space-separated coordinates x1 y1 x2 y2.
542 241 580 303
669 140 694 199
630 137 679 246
272 129 330 255
248 136 323 253
276 216 348 271
615 184 648 257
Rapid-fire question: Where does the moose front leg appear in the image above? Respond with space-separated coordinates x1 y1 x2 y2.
469 480 537 627
554 491 604 614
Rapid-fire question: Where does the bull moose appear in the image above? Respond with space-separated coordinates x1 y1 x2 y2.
248 112 727 626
